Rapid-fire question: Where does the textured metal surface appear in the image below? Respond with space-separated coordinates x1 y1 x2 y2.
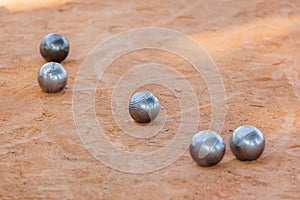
39 33 69 62
128 91 160 123
230 125 265 161
190 130 226 167
37 62 68 93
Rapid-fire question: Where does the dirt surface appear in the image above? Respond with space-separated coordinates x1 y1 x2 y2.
1 0 300 199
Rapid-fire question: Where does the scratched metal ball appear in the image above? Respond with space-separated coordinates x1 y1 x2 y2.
39 33 69 62
190 130 226 167
37 62 68 93
128 91 160 123
230 125 265 161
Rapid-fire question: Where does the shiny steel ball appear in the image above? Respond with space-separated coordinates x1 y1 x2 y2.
39 33 69 62
190 130 226 167
38 62 68 93
128 91 160 123
230 125 265 161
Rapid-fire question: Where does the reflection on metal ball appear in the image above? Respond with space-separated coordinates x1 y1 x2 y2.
230 125 265 161
39 33 69 62
190 130 226 167
38 62 68 93
128 91 160 123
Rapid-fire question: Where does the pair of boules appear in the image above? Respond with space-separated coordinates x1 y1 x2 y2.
190 125 265 167
38 33 69 93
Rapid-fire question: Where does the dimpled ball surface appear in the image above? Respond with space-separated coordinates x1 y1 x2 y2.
39 33 69 62
128 91 160 123
190 130 226 167
38 62 68 93
230 125 265 161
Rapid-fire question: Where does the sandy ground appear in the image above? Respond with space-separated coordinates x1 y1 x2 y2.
1 0 300 199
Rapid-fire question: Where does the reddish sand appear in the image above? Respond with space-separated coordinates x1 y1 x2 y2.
1 0 300 199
